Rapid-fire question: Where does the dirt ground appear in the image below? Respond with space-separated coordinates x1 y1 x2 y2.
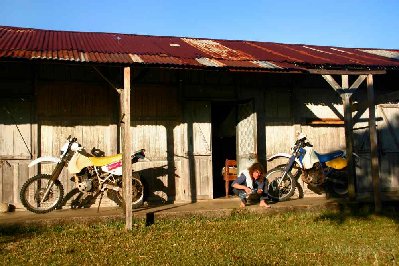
0 196 341 226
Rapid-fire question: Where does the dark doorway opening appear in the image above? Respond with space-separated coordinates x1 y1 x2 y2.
211 102 237 198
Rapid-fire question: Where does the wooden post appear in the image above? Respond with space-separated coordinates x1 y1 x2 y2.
322 74 368 200
341 78 356 200
367 74 382 213
122 67 132 230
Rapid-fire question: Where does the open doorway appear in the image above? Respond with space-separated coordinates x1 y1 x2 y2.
211 101 237 198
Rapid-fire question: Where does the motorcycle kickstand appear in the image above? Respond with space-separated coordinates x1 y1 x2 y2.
97 191 104 213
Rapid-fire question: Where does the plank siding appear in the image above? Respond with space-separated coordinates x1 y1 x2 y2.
0 98 32 159
0 161 29 206
2 63 399 207
378 105 399 192
181 101 213 201
37 81 115 121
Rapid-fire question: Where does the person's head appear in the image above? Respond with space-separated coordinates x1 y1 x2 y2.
248 162 265 181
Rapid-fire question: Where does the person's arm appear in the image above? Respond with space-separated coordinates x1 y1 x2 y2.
232 174 251 194
256 180 270 199
256 180 266 194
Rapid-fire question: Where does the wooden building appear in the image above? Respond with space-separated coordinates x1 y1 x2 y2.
1 26 399 208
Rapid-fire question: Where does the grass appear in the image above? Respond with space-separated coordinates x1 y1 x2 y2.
1 206 398 265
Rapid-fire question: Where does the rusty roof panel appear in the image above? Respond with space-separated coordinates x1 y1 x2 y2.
195 57 224 67
129 53 144 63
181 38 254 60
221 40 305 63
139 54 185 65
252 60 282 69
360 49 399 60
219 59 259 68
301 45 395 66
0 26 398 71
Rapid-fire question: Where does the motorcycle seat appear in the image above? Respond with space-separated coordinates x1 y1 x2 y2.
315 150 344 163
88 154 122 166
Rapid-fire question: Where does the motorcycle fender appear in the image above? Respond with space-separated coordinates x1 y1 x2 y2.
28 156 61 167
267 153 303 168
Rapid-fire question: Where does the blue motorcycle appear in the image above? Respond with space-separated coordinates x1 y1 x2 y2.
266 133 357 201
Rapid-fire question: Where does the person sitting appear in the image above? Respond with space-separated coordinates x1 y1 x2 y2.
231 162 271 208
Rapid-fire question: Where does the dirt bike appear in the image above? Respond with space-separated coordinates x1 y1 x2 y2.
20 136 146 214
265 133 358 201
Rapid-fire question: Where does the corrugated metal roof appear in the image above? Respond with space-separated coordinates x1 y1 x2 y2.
0 25 398 72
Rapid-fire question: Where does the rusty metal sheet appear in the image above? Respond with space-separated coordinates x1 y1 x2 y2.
195 57 224 67
0 25 398 71
360 49 399 61
182 38 254 61
252 60 282 69
140 54 185 65
218 59 259 68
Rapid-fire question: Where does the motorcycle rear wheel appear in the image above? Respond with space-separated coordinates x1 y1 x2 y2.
20 174 64 214
265 166 296 202
112 177 144 209
327 170 348 197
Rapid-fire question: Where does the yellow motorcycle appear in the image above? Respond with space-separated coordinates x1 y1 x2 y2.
20 136 145 214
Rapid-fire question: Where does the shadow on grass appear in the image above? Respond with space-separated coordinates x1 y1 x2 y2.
315 200 399 225
0 224 49 246
0 224 46 237
0 218 128 244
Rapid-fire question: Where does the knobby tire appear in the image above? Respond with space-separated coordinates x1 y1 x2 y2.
20 174 64 214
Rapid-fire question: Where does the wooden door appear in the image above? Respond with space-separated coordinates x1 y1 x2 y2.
184 101 213 200
377 105 399 191
0 98 32 205
355 104 399 195
236 100 257 174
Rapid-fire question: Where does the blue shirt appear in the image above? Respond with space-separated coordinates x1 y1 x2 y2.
232 172 266 191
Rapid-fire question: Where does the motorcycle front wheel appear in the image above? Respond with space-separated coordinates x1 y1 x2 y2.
20 174 64 214
112 177 144 209
265 166 296 202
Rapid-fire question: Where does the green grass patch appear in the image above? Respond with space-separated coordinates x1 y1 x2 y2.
1 208 398 265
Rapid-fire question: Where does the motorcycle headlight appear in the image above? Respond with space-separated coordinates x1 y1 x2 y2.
70 142 80 152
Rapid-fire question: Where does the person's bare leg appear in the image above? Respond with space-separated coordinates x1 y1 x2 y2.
259 200 271 208
240 198 247 208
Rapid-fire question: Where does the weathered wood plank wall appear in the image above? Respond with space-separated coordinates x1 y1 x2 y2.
355 104 399 199
1 63 399 207
264 85 346 197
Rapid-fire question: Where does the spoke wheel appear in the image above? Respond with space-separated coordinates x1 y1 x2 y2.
112 176 144 209
266 166 296 202
20 174 64 214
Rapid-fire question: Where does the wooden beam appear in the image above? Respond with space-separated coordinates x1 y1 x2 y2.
342 92 356 200
367 74 382 213
342 75 349 90
307 118 344 125
322 74 357 199
352 103 368 124
322 75 341 91
122 67 132 230
93 66 121 94
350 75 367 89
326 102 344 121
310 69 386 75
